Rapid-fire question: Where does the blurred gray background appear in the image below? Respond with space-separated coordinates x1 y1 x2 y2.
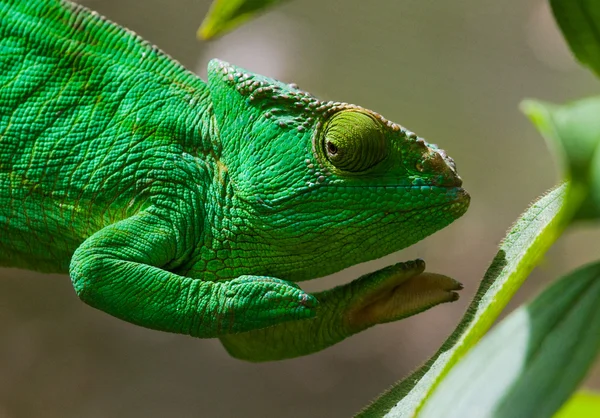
1 0 600 417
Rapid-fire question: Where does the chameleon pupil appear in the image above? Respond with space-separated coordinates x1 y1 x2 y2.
327 141 338 155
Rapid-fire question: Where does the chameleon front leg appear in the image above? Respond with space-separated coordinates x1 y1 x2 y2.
69 210 317 337
219 260 461 362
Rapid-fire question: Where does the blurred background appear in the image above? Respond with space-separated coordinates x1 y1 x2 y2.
1 0 600 417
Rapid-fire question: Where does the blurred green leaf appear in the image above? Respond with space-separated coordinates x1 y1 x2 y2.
357 184 568 418
555 391 600 418
550 0 600 78
198 0 288 40
522 98 600 221
419 262 600 418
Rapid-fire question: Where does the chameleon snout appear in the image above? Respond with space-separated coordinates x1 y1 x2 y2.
420 147 465 188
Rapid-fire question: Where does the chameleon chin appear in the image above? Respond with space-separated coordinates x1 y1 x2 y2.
0 0 469 362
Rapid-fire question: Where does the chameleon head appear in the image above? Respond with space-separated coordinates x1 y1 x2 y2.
207 60 469 281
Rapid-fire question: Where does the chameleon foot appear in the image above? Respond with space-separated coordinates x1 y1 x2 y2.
345 259 462 332
219 259 462 361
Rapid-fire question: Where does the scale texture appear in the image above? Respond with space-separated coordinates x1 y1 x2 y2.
0 0 469 361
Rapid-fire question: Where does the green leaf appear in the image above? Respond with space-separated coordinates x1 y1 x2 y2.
358 95 600 418
555 391 600 418
357 184 568 418
419 261 600 418
521 98 600 221
550 0 600 78
198 0 288 40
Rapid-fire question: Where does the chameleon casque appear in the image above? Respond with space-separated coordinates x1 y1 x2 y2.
0 0 469 361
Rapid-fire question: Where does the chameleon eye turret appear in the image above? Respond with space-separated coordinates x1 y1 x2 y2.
320 110 388 173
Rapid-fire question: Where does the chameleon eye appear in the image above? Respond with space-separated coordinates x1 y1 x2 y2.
322 110 387 172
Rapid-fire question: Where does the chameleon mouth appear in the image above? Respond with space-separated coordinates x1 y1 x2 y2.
445 187 470 217
454 187 470 204
445 187 470 210
383 186 470 217
411 186 470 214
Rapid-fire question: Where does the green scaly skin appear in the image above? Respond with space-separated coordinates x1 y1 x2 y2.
0 0 470 361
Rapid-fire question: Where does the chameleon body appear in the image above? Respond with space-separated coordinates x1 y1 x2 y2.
0 0 469 361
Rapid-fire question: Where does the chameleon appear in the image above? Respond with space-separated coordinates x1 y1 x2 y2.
0 0 469 362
